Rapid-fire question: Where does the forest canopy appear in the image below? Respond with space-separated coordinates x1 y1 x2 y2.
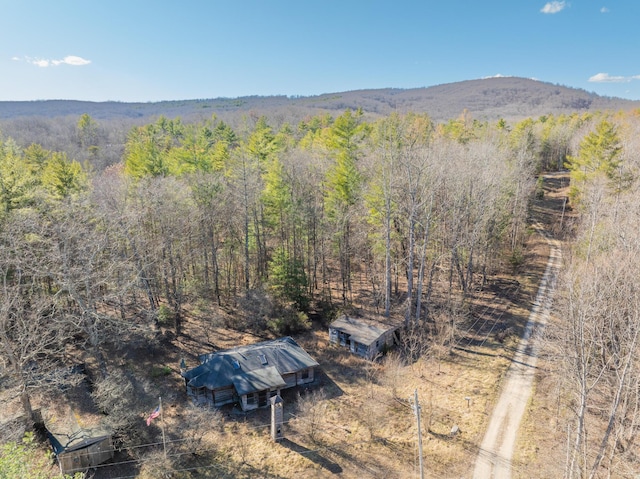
2 104 640 478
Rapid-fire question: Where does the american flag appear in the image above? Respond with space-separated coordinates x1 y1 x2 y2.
146 405 160 426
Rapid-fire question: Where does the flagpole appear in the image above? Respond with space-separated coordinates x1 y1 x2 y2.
159 396 167 460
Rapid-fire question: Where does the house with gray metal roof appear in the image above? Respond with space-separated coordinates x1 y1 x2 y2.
182 336 319 411
329 315 400 360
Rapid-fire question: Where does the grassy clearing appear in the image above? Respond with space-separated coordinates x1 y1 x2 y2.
135 325 520 479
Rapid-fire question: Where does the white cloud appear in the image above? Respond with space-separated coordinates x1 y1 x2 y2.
31 58 52 67
18 55 91 67
541 1 567 14
600 7 609 13
55 55 91 66
588 73 633 83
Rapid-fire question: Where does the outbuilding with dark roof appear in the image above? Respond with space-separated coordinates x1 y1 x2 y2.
328 315 400 360
42 382 114 476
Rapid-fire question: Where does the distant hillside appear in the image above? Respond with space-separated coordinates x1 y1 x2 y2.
1 77 638 123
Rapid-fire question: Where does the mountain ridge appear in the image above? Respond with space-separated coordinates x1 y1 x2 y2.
1 77 638 123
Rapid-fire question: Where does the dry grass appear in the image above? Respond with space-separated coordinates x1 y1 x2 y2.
125 321 525 479
511 356 568 479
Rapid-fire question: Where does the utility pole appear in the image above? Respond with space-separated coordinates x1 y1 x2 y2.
159 396 167 460
411 389 424 479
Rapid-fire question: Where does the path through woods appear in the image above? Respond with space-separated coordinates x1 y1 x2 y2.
472 173 565 479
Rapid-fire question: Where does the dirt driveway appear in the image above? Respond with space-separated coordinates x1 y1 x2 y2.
472 175 565 478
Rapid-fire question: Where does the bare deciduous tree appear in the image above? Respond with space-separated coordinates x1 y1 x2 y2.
295 388 327 444
0 210 81 426
550 167 640 478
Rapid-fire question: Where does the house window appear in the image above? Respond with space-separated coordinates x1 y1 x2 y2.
246 393 256 405
301 369 309 380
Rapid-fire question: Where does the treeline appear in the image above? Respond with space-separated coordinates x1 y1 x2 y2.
0 106 638 433
548 114 640 478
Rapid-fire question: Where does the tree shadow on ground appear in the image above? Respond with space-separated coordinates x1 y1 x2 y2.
312 368 345 399
278 438 343 474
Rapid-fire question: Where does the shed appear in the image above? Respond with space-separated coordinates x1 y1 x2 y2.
182 336 319 411
42 388 114 475
329 315 400 359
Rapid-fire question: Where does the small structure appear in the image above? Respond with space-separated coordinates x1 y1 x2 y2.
48 426 113 475
182 336 319 411
270 394 284 441
328 314 400 360
42 385 114 476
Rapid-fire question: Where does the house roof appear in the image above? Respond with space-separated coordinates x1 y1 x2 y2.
183 336 319 395
232 366 287 396
329 315 401 346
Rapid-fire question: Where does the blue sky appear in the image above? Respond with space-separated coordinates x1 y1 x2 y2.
1 1 639 102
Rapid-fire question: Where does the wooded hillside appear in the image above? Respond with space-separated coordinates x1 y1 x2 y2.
2 77 638 123
1 88 640 478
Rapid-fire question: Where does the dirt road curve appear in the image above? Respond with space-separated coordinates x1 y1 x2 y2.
472 225 562 479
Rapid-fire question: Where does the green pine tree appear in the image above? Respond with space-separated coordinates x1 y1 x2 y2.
566 119 624 202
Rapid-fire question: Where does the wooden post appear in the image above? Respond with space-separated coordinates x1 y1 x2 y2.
270 394 284 441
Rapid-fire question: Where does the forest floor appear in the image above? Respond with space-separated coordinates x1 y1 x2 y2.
0 173 573 479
